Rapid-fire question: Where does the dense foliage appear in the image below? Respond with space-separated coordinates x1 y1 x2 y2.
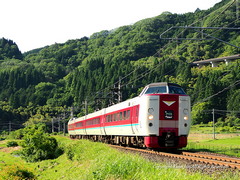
20 124 62 162
0 0 239 131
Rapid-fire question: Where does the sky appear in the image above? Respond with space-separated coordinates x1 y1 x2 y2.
1 0 222 52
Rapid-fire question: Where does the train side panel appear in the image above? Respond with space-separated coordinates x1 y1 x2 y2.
138 95 160 136
103 97 140 136
178 96 191 135
85 110 104 135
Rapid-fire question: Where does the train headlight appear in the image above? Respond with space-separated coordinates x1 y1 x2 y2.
183 109 189 120
148 115 154 120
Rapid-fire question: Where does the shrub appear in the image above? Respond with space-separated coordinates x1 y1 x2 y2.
66 145 75 160
219 126 230 133
0 165 35 179
7 141 18 147
8 129 25 139
20 124 63 162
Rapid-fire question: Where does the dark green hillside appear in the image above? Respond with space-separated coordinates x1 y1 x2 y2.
0 0 239 132
0 38 23 60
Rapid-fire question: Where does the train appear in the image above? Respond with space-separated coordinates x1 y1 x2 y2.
68 82 191 149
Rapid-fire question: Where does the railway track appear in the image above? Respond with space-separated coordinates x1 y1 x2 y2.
109 145 240 170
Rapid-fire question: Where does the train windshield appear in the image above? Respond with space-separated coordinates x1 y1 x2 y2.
144 85 186 95
145 86 167 94
169 86 186 95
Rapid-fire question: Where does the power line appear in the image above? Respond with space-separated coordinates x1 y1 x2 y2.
121 0 238 88
204 109 240 113
197 79 240 104
79 0 238 109
206 0 236 25
193 29 240 49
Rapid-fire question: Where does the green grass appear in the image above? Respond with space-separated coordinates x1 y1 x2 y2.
185 125 240 157
0 136 239 179
189 124 240 134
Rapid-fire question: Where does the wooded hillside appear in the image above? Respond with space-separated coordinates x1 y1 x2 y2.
0 0 239 132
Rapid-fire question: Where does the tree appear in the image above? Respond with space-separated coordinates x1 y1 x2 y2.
20 124 62 162
191 102 211 124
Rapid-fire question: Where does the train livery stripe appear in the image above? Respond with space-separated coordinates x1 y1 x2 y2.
69 123 139 131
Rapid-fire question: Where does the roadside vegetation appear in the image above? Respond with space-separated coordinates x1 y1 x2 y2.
0 133 239 180
184 124 240 157
0 123 239 179
1 0 240 135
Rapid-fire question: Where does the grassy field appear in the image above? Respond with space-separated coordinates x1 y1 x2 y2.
0 136 239 180
185 125 240 157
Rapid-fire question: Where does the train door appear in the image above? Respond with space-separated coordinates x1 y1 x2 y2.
131 105 139 134
84 116 87 135
100 109 106 135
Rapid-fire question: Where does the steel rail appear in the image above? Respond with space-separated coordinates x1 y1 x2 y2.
109 145 240 170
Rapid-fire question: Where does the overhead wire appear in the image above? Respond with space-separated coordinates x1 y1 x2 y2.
121 0 238 88
205 0 236 26
186 14 240 99
196 79 240 104
83 0 238 109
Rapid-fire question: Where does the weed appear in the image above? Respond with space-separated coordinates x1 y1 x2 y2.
0 165 35 180
6 141 18 147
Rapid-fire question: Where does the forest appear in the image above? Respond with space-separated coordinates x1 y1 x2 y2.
0 0 239 133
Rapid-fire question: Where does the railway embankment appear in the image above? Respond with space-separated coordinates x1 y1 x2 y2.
0 136 240 179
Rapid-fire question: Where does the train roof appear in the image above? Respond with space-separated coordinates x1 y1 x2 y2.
146 82 181 87
140 82 184 96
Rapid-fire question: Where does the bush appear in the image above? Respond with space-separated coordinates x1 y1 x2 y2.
219 126 230 133
66 145 75 160
8 129 25 139
0 165 35 179
20 124 63 162
7 141 18 147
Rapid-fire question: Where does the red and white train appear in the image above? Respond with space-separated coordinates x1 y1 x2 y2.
68 82 191 149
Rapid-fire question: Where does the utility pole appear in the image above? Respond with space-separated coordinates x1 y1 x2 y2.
84 100 88 115
9 121 11 134
58 117 60 133
212 109 216 139
52 118 54 133
118 77 122 103
237 0 239 20
63 110 66 136
70 106 74 119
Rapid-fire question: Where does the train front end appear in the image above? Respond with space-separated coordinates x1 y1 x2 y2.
140 83 191 149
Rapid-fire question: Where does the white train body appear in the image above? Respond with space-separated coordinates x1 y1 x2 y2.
68 82 191 148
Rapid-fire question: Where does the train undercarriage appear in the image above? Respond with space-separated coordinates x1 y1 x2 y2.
70 135 146 147
69 134 187 149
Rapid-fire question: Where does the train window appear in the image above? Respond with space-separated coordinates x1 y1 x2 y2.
127 110 130 119
97 118 100 124
93 118 99 125
76 122 83 127
119 112 123 120
114 113 117 121
169 86 186 95
123 111 127 120
145 86 167 94
86 121 90 126
106 115 110 122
